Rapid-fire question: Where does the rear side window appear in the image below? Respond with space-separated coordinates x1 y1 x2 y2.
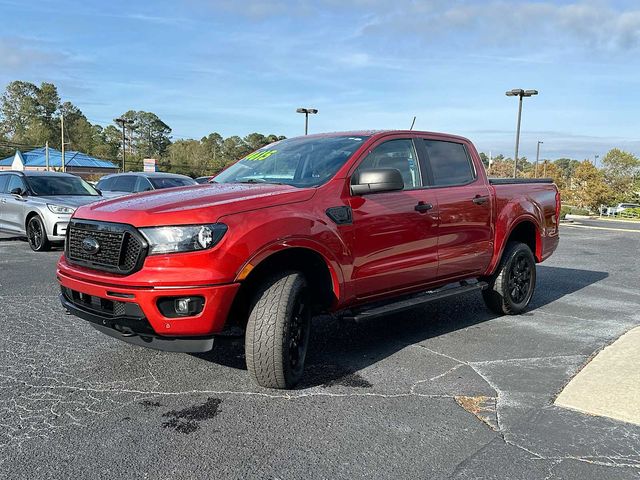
423 140 474 186
111 175 137 192
0 175 8 193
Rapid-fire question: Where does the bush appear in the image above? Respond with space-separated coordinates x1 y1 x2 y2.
620 207 640 219
560 206 590 219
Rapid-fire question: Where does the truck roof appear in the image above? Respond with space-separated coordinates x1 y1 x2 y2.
302 130 472 144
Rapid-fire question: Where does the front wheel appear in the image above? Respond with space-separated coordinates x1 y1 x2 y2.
26 215 51 252
482 242 536 315
245 271 311 389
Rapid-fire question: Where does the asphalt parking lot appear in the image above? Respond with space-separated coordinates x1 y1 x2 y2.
1 219 640 479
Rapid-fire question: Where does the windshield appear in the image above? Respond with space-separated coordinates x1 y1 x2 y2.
28 175 100 196
149 177 197 189
214 135 369 187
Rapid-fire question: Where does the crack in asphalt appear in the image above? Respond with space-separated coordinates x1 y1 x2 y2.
2 249 640 477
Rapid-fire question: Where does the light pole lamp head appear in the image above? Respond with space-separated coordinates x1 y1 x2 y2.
523 89 538 97
296 108 318 114
506 89 524 96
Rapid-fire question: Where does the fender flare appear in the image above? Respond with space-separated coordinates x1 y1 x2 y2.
234 237 345 301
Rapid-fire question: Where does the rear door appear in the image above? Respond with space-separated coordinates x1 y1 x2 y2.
2 174 29 233
350 136 439 299
417 138 493 280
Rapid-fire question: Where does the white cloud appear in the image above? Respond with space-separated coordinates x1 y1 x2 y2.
357 1 640 53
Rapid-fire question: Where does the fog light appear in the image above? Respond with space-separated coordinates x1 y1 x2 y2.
175 298 194 315
157 296 205 318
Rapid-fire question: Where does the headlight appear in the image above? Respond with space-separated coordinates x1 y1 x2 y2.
140 224 228 255
47 204 75 214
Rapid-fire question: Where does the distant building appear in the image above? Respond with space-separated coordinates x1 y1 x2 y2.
0 147 118 179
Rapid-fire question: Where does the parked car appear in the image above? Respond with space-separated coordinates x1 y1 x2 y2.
58 130 560 388
195 176 215 184
0 170 103 251
96 172 197 195
606 203 640 215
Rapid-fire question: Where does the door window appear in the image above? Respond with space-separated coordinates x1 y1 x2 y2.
111 175 137 192
356 139 421 190
423 140 474 186
134 176 153 192
0 175 9 193
96 177 113 191
6 175 26 194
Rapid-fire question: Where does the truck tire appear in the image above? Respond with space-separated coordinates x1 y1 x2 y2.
245 271 311 389
27 215 51 252
482 242 536 315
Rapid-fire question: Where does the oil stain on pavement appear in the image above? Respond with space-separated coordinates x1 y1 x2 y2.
161 397 222 434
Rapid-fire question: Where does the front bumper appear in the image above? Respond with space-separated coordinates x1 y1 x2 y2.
58 268 240 352
43 212 71 241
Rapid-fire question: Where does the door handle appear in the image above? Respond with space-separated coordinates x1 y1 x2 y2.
472 195 489 205
415 201 433 213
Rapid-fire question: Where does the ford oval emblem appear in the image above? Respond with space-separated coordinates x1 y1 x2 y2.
81 237 100 254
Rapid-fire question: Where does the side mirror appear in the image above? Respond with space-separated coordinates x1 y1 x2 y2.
10 187 25 197
351 168 404 195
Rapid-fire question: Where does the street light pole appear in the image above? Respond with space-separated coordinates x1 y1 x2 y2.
296 108 318 135
535 140 543 178
115 117 134 172
505 89 538 178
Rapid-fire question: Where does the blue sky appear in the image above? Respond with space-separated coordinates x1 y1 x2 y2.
1 0 639 161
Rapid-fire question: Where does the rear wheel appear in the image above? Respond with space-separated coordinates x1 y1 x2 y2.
26 215 51 252
482 241 536 315
245 271 311 389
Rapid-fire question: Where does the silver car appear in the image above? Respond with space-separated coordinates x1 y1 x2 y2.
0 170 104 251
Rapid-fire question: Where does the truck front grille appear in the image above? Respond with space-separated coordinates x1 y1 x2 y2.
66 220 147 274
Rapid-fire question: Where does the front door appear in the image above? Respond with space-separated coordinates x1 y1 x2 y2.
0 174 9 231
350 137 439 299
2 174 28 233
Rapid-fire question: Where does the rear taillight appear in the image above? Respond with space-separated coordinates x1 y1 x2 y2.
555 190 561 223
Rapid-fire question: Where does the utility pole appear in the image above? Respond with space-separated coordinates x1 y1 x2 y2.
45 141 50 171
60 115 65 172
115 117 134 172
534 141 543 178
505 89 538 178
594 154 599 167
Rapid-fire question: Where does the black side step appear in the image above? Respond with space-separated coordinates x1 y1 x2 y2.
344 281 488 322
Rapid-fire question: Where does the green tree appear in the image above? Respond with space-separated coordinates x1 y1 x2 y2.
601 148 640 203
0 80 60 146
118 110 172 159
565 161 613 210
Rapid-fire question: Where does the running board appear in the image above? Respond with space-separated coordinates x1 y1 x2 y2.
344 281 488 322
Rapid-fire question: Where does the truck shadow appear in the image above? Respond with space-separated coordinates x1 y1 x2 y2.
196 265 608 388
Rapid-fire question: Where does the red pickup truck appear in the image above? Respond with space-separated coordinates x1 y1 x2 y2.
58 130 560 388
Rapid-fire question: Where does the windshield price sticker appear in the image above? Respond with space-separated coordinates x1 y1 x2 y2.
245 150 277 161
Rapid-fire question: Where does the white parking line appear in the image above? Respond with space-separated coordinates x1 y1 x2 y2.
562 223 640 233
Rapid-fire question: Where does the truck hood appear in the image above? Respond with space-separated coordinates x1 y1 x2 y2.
73 183 316 227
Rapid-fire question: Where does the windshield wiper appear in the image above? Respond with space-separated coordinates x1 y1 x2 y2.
234 179 285 185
